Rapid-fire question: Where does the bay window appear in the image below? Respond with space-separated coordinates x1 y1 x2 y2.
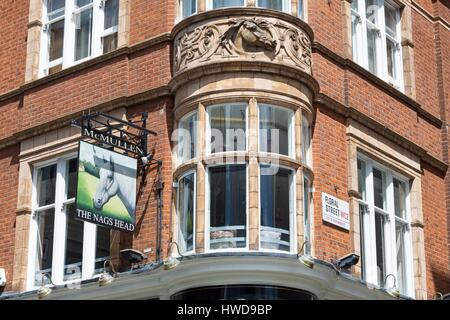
40 0 119 76
303 174 312 255
302 116 312 166
207 0 245 9
178 0 305 20
178 111 197 163
179 0 197 20
177 171 196 254
357 155 414 297
298 0 304 19
208 104 247 154
175 102 312 256
28 156 110 289
257 0 290 13
259 104 294 157
260 165 295 252
351 0 404 90
208 165 247 250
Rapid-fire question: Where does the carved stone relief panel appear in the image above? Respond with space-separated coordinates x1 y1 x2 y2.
174 15 312 75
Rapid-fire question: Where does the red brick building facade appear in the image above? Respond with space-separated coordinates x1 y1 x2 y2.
0 0 448 300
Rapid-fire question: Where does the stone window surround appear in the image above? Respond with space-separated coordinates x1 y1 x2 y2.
175 0 308 23
25 0 131 82
26 152 106 291
342 0 416 99
12 108 127 292
346 118 426 299
170 96 315 257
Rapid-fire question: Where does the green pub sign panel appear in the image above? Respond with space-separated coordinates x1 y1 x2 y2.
75 141 137 232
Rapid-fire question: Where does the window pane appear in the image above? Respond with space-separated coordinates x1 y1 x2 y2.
76 0 92 8
375 212 386 286
394 179 406 219
95 226 111 273
257 0 284 11
301 117 311 165
37 164 57 207
47 0 65 19
365 0 377 24
104 0 119 29
210 105 246 153
359 203 368 281
212 0 245 9
209 165 246 249
298 0 303 18
67 158 78 199
35 209 55 286
172 285 316 300
384 5 397 37
366 25 378 74
182 0 197 18
103 33 118 54
386 38 396 79
351 0 358 11
178 173 195 253
396 222 406 294
260 166 292 251
64 206 84 281
303 176 312 255
357 159 366 201
49 19 65 62
259 105 291 156
75 8 93 61
351 13 359 60
373 168 385 210
179 113 197 162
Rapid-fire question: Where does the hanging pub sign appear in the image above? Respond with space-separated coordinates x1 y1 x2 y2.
74 141 137 232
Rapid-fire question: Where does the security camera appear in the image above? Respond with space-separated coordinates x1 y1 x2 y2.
120 249 147 264
333 253 360 270
141 154 153 165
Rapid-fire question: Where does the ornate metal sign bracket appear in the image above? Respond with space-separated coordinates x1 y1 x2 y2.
71 111 157 166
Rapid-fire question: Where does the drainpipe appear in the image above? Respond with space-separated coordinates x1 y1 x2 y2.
155 161 164 263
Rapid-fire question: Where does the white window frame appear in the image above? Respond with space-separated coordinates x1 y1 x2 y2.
257 104 295 159
99 0 119 54
205 163 249 253
178 0 198 22
256 0 291 13
206 103 248 156
301 115 312 167
178 110 198 165
298 0 306 21
41 1 66 74
26 154 107 290
206 0 247 10
176 170 197 255
357 154 414 298
351 0 404 91
39 0 119 77
303 172 313 255
258 164 297 254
